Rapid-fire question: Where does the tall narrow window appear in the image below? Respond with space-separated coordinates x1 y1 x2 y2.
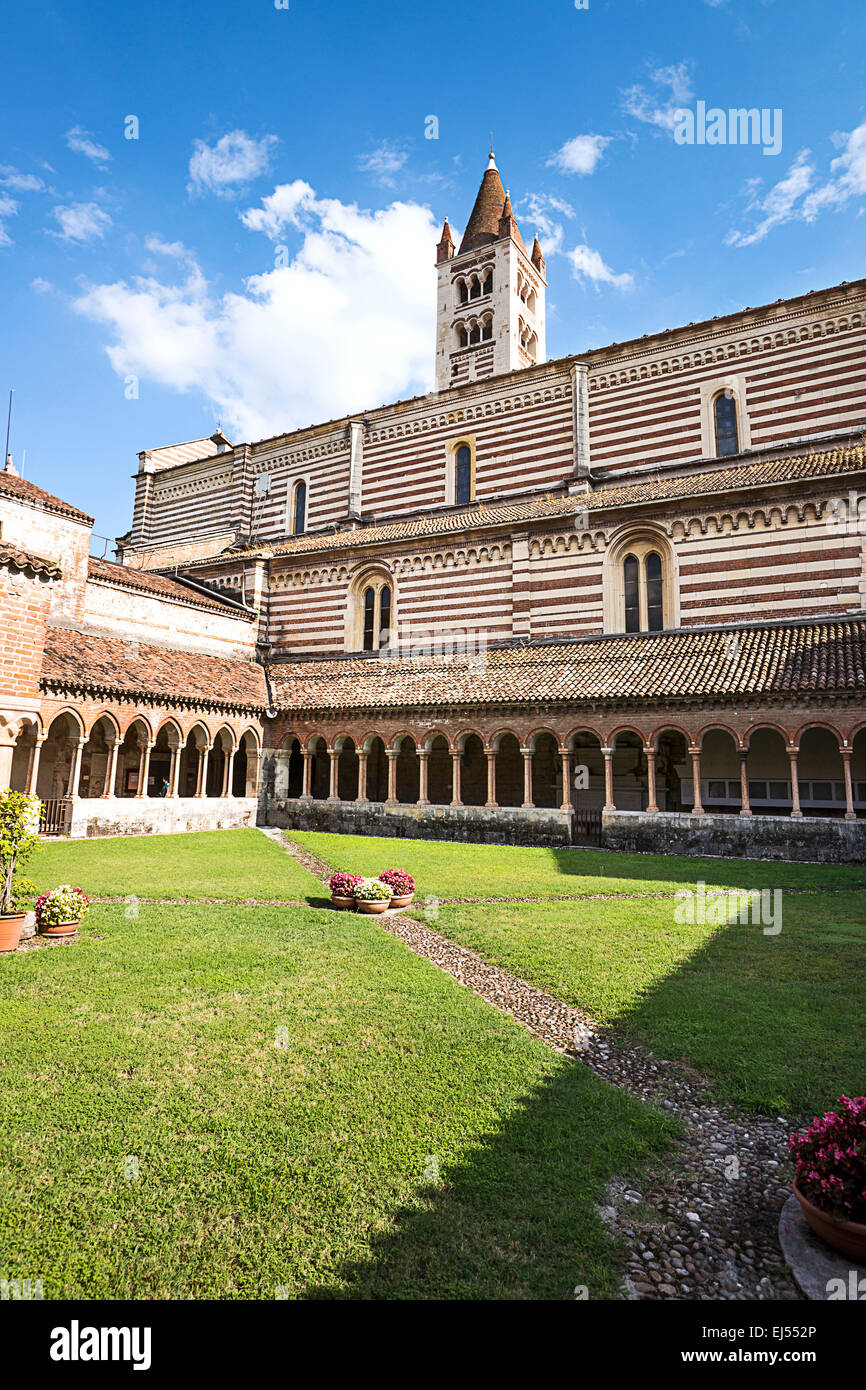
362 587 375 651
624 554 640 633
483 270 494 295
292 480 307 535
379 586 391 647
456 445 472 506
714 392 739 457
645 552 663 631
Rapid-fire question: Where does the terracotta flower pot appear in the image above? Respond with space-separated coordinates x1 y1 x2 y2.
793 1181 866 1262
330 894 355 911
390 893 414 909
0 912 26 953
356 899 390 914
38 919 80 939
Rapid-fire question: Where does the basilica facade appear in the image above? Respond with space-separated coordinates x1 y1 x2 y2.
2 154 865 859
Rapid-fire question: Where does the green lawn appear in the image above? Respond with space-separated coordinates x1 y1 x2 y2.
290 830 866 901
33 828 318 901
407 893 866 1116
0 879 671 1300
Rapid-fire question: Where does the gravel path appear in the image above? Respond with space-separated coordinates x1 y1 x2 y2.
270 828 800 1301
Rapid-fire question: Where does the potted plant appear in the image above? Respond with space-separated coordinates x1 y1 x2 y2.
330 872 362 910
35 885 90 939
352 878 393 915
0 790 42 953
379 869 415 909
789 1095 866 1261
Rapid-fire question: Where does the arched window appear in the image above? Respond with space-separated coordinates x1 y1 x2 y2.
456 323 468 349
469 321 481 345
483 270 494 296
714 391 739 457
348 571 394 652
456 445 472 506
645 552 663 631
481 315 493 342
621 549 667 633
470 276 481 300
457 279 468 305
291 480 307 535
624 554 640 633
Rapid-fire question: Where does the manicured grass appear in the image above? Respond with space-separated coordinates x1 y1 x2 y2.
288 830 866 901
422 893 866 1116
33 829 319 901
0 898 672 1300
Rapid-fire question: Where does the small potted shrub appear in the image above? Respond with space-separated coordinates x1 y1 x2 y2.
352 878 393 915
0 790 42 953
330 872 362 910
789 1095 866 1261
379 869 415 909
35 885 90 939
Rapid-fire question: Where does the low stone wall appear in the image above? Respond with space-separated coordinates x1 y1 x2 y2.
66 796 259 839
266 798 573 847
602 809 866 864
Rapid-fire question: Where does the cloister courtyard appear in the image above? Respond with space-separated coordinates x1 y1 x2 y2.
1 827 863 1300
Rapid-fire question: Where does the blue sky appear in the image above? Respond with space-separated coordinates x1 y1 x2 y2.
0 0 864 543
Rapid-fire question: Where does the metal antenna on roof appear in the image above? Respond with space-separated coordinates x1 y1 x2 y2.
3 389 13 470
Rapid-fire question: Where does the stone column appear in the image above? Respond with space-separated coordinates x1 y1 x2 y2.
67 737 86 800
841 748 857 821
195 744 210 798
222 748 236 798
521 748 533 808
559 747 571 812
485 750 497 808
386 750 398 805
101 738 119 799
328 749 340 802
134 740 152 799
601 747 615 812
301 748 312 800
450 750 462 807
357 749 368 802
690 746 704 815
738 750 752 816
168 744 181 798
418 751 429 806
788 747 803 818
26 734 47 797
0 731 16 793
645 746 658 814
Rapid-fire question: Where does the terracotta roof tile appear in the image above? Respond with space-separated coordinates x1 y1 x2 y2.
88 557 253 617
41 628 268 710
266 617 866 714
197 442 866 567
0 470 93 525
0 541 62 580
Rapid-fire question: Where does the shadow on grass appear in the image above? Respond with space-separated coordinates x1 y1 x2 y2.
543 844 865 893
604 899 866 1118
303 1057 674 1301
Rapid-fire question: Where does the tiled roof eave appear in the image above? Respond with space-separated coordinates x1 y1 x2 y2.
39 673 267 715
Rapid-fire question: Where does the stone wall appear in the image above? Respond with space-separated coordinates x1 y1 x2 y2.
602 809 866 864
67 796 259 840
266 797 573 847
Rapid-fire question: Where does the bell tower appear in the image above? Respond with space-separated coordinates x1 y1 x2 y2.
435 150 547 392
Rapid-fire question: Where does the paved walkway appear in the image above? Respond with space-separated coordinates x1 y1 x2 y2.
265 827 800 1301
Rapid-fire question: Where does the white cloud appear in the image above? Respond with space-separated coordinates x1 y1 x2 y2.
72 185 439 441
802 121 866 218
567 244 634 290
0 193 19 247
49 201 113 244
725 149 815 246
519 192 574 257
65 126 111 167
622 62 694 133
358 140 409 187
547 134 611 176
187 130 277 197
0 165 46 192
